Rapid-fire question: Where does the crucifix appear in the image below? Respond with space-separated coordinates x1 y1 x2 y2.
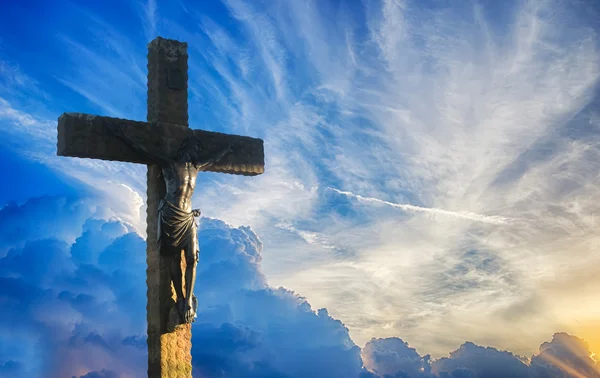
56 37 264 377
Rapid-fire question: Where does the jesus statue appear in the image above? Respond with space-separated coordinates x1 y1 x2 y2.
109 123 233 324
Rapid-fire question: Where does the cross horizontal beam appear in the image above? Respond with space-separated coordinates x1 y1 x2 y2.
57 113 264 176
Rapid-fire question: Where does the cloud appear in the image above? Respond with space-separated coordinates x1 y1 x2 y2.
0 194 364 378
55 31 146 119
362 337 431 377
76 370 120 378
0 97 55 149
141 0 158 42
363 334 600 378
193 218 364 377
221 0 289 101
431 342 529 378
327 187 513 225
530 333 600 378
0 196 94 254
3 191 598 378
274 221 340 252
0 188 151 377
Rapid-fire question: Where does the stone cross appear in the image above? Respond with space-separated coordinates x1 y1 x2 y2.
56 37 264 378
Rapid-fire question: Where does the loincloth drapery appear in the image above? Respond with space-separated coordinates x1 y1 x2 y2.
157 200 198 257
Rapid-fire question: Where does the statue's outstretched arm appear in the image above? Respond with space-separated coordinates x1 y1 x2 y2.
108 123 170 165
196 144 233 170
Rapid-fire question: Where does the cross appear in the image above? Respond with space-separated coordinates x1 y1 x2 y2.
56 37 264 378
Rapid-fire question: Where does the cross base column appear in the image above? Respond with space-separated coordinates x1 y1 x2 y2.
146 165 193 378
148 326 192 378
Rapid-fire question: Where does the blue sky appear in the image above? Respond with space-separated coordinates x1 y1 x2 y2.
1 0 600 377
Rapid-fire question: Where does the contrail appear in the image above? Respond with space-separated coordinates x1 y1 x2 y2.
327 187 512 225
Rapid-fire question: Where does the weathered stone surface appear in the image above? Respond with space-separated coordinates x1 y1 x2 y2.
148 37 189 127
57 113 265 176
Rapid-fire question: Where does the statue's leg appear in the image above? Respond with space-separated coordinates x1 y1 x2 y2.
183 231 198 323
170 248 185 304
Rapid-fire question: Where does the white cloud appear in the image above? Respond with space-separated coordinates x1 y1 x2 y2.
327 187 514 225
0 97 55 147
142 0 158 42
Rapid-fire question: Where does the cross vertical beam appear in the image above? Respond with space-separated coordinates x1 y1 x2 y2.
146 37 192 378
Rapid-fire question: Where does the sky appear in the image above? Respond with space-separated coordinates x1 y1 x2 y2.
0 0 600 377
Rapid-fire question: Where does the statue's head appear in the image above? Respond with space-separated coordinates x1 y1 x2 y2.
178 136 204 163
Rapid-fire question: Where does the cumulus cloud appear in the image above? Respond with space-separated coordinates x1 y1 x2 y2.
362 337 431 377
362 334 600 378
0 194 363 378
75 370 120 378
431 342 529 378
0 196 94 254
530 333 600 378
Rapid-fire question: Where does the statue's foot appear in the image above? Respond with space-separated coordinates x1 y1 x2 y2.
167 300 189 331
183 302 196 323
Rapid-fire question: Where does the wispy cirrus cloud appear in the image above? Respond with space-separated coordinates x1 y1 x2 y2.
327 187 514 225
216 0 600 357
141 0 158 42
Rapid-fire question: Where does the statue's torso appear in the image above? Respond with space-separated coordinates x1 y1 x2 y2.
162 162 198 211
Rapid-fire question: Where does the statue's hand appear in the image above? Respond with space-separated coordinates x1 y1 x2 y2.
192 209 201 217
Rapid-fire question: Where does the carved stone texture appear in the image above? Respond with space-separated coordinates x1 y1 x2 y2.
57 112 265 175
148 37 189 126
